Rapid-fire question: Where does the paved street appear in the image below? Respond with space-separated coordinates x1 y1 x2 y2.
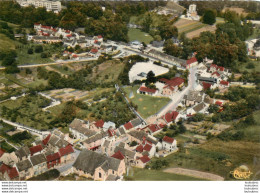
156 67 197 118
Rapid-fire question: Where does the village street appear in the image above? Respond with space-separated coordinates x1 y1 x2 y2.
156 67 197 118
56 149 80 174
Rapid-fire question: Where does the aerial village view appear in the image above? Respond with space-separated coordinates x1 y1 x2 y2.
0 0 259 185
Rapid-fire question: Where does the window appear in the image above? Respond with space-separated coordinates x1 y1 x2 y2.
99 172 102 178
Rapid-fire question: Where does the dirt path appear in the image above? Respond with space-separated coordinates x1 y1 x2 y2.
164 168 224 181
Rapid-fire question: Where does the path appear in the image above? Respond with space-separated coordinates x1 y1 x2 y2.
164 168 224 181
156 67 197 118
0 118 50 139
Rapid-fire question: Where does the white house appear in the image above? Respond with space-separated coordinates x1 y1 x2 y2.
162 136 177 152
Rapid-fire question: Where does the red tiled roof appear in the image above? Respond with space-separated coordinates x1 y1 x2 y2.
217 66 225 71
163 136 174 144
212 71 220 77
215 101 223 106
29 145 43 156
220 80 229 86
136 145 144 153
108 129 115 137
0 164 19 180
143 144 152 152
90 48 98 54
148 124 160 133
202 82 211 90
59 145 74 157
186 57 197 65
66 34 72 37
164 111 179 123
163 85 174 91
46 152 60 162
65 30 70 33
94 40 98 43
72 54 78 58
124 122 133 130
42 134 51 146
94 120 104 128
210 64 218 69
139 155 150 163
42 25 51 29
34 23 40 26
163 77 185 88
97 35 102 39
139 86 157 94
0 148 5 158
111 150 124 160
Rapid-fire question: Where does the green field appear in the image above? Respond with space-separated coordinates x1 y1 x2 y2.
16 44 57 65
0 94 54 131
128 168 205 181
240 60 260 73
124 85 171 118
0 141 15 153
0 34 17 52
128 28 154 44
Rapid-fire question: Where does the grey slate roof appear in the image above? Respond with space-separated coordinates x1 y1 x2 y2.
118 127 126 135
193 102 206 112
73 149 121 175
106 174 119 181
131 118 143 128
128 130 147 141
114 146 135 159
16 159 32 172
83 132 108 144
186 91 203 103
30 154 46 166
15 146 30 160
69 119 97 137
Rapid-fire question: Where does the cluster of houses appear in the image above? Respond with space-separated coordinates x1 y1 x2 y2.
137 76 185 97
0 129 74 181
28 23 118 59
66 117 177 181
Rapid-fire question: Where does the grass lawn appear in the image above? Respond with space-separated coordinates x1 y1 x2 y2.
240 60 260 73
91 60 125 84
216 17 225 24
128 28 153 44
128 168 205 181
124 85 171 118
0 34 17 52
16 44 54 65
243 110 260 142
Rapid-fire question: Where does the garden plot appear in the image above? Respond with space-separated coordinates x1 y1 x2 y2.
129 61 169 83
43 88 89 101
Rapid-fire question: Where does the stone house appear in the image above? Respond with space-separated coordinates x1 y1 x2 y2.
162 136 177 152
73 149 125 181
59 145 74 164
15 159 34 180
30 154 47 176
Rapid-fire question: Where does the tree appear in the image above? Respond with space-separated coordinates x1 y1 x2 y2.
27 48 33 54
35 45 43 53
146 71 156 84
142 13 153 33
158 21 178 40
202 9 216 25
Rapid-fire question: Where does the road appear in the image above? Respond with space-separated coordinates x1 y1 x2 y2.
156 67 197 118
0 57 98 70
0 118 50 139
56 149 80 174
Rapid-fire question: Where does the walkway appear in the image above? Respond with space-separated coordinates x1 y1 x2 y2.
164 168 224 181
